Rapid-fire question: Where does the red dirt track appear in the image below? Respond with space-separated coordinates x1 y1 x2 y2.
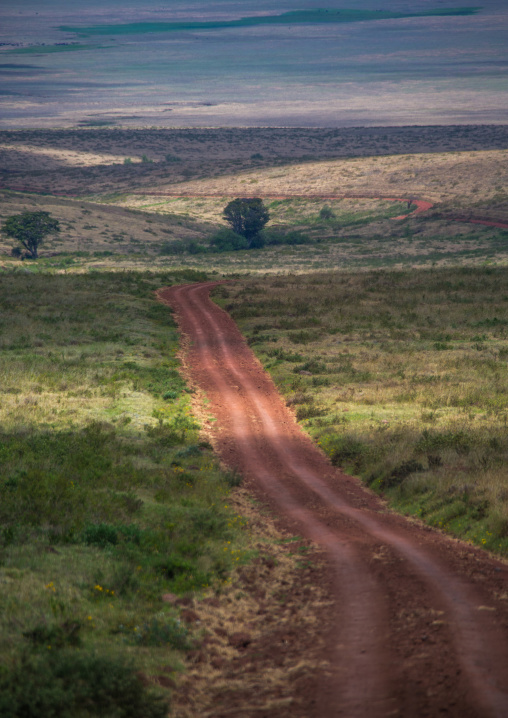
4 185 508 227
158 283 508 718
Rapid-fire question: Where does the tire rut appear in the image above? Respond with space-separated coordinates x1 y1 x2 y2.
158 282 508 718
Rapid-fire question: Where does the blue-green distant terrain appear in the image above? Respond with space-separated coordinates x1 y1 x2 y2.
59 8 480 36
0 1 506 128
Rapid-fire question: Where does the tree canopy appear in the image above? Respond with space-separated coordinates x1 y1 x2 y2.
2 211 60 259
222 198 269 247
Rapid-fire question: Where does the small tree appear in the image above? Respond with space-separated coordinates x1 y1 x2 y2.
319 205 335 220
222 198 269 247
2 211 60 259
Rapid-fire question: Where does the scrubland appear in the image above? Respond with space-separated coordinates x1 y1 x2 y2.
1 125 508 714
0 270 325 716
0 270 227 713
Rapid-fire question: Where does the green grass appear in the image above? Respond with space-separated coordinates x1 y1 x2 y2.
0 270 250 715
215 266 508 556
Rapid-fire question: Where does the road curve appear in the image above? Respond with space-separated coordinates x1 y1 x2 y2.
164 282 508 717
4 185 508 228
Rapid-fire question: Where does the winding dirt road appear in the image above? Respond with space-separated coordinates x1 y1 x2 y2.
161 282 508 717
4 185 508 228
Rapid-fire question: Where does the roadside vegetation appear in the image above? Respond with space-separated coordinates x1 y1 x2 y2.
0 269 251 716
1 127 508 712
214 267 508 556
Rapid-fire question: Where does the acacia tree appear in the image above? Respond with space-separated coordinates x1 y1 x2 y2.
2 211 60 259
222 198 269 248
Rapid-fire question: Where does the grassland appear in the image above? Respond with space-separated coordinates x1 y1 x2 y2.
1 125 508 712
2 188 507 276
1 126 507 199
0 269 259 715
214 267 508 555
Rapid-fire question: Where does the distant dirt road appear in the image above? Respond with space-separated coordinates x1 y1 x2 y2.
158 282 508 718
4 186 508 227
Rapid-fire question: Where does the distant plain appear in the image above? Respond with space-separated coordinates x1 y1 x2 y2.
1 0 507 128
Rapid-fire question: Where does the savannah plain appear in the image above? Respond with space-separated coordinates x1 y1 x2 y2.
1 123 508 716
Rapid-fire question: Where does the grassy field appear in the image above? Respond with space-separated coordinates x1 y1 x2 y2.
1 125 508 713
0 269 260 715
2 189 508 275
214 267 508 555
1 127 507 208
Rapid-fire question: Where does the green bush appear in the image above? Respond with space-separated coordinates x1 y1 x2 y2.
262 229 313 246
0 650 169 718
415 428 472 455
160 239 208 255
82 523 119 548
296 404 325 420
294 359 327 374
319 205 335 220
210 228 249 252
23 621 82 649
133 617 192 650
327 434 371 471
381 460 425 489
266 348 304 362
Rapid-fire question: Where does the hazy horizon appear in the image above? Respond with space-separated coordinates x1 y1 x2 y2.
1 1 507 128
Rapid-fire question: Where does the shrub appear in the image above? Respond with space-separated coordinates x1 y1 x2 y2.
132 617 192 650
210 228 249 252
293 359 327 374
262 229 313 246
23 621 82 649
319 205 335 220
415 429 472 455
296 404 325 420
159 241 178 255
82 523 118 548
266 348 303 362
225 468 243 487
381 460 425 489
327 434 371 471
0 650 169 718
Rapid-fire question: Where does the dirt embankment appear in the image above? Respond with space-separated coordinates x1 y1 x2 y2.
158 282 508 718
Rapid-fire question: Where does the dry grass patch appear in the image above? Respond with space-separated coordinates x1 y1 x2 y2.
0 190 214 258
172 488 332 718
165 149 508 218
0 126 507 210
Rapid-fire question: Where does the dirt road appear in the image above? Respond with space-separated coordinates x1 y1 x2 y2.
5 185 508 228
160 282 508 717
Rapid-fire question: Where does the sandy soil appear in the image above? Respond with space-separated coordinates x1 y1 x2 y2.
158 281 508 718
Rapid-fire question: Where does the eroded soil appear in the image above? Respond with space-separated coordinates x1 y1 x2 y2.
159 282 508 718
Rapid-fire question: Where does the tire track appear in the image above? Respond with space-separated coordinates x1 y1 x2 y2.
161 282 508 716
160 283 394 717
